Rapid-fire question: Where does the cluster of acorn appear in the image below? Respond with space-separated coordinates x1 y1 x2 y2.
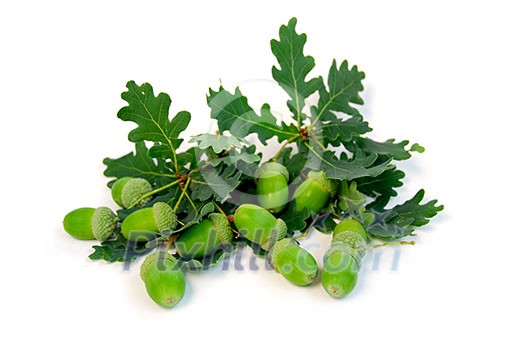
63 163 369 307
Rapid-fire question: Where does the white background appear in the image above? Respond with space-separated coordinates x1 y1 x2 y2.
1 0 524 350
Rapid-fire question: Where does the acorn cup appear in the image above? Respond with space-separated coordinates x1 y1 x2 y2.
111 177 153 208
254 162 289 213
292 170 337 213
140 252 185 308
233 204 287 250
321 219 368 298
121 202 177 242
175 213 233 259
268 238 319 286
63 206 117 241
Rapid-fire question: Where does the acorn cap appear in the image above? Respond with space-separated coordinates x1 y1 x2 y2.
254 162 289 181
91 206 117 241
209 213 233 244
121 178 153 208
307 170 338 196
333 230 366 250
267 238 296 268
140 252 178 282
152 202 177 232
324 242 364 268
261 218 288 251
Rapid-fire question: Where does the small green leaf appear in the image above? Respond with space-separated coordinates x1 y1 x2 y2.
313 60 365 123
190 164 242 202
190 133 248 154
367 190 443 241
357 167 405 207
174 202 215 233
103 141 173 187
89 232 152 263
305 146 392 180
280 204 310 232
312 116 371 147
271 17 321 123
337 181 366 220
118 81 191 163
208 86 297 145
354 137 412 160
410 143 425 153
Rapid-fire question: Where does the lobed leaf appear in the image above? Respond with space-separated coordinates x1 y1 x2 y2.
271 17 321 123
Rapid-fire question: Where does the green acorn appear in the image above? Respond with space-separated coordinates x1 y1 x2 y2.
111 177 153 208
175 213 233 259
268 238 319 286
321 218 367 298
140 252 185 308
63 206 116 241
233 204 287 250
292 170 337 213
121 202 177 242
254 162 289 213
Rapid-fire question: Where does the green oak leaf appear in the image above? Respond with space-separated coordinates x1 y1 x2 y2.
313 60 365 124
207 86 297 145
353 137 414 161
89 232 152 263
190 164 242 202
337 181 366 221
189 133 249 154
103 141 173 187
304 146 392 180
271 17 321 124
357 167 405 208
117 81 191 163
280 203 310 232
173 202 215 234
367 189 443 241
312 116 372 147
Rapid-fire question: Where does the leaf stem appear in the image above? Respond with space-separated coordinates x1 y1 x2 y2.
311 135 326 151
174 178 191 213
129 179 180 208
272 135 300 162
359 241 416 251
213 201 228 217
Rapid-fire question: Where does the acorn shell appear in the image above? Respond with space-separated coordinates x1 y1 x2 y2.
176 214 232 259
63 207 96 240
111 177 132 207
307 170 337 196
140 252 178 282
254 162 289 181
269 239 318 286
143 258 185 308
121 207 158 242
322 249 359 298
234 204 281 249
292 178 330 213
